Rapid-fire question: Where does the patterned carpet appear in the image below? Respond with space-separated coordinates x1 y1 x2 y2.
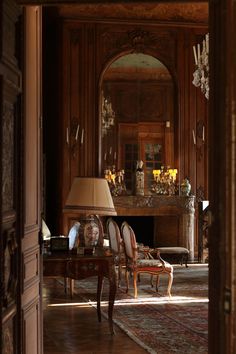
73 264 208 354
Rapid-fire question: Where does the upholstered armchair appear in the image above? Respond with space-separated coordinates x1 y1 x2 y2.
121 221 173 298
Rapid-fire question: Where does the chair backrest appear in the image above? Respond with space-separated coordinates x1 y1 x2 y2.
68 222 80 249
121 222 138 261
106 218 123 255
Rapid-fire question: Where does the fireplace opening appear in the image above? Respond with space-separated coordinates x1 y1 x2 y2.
113 216 154 247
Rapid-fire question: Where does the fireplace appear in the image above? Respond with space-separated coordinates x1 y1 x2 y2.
113 195 195 261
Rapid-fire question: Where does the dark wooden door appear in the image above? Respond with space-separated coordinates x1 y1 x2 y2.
0 3 42 353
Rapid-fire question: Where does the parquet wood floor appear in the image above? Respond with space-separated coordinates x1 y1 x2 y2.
43 264 208 353
43 278 147 354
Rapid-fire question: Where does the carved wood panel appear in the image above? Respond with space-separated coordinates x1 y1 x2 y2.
22 7 42 354
1 1 22 353
2 102 14 213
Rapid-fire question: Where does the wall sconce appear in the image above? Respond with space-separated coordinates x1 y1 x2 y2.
192 33 209 100
101 90 115 137
66 117 84 157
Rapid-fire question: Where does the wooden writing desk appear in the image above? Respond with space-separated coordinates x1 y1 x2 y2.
43 249 117 334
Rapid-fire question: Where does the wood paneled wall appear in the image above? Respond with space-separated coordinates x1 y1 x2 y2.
43 9 208 239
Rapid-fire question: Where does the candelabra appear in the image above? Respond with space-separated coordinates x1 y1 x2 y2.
101 90 115 137
192 33 209 100
104 167 126 196
152 166 178 195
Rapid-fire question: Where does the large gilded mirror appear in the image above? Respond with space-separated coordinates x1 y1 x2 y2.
101 53 175 195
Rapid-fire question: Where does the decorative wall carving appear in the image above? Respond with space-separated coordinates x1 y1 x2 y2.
118 28 157 53
2 102 14 213
100 27 176 69
1 0 21 66
3 227 18 308
113 195 195 214
3 324 14 354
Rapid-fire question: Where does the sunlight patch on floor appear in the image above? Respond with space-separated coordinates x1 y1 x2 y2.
47 295 208 309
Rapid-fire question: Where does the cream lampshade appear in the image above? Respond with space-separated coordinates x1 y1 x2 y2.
64 177 117 249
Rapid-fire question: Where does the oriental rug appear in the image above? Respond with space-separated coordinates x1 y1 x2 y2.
73 264 208 354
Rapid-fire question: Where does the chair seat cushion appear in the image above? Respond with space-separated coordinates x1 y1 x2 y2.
136 259 173 272
156 247 189 254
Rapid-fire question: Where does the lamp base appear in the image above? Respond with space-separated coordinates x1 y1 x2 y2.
78 215 100 247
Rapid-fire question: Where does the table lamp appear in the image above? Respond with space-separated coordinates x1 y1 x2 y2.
64 177 117 249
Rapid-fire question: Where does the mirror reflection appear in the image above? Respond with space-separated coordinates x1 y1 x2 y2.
101 53 175 195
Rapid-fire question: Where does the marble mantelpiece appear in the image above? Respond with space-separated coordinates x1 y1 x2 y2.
113 195 195 261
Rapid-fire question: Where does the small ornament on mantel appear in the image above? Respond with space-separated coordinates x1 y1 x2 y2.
135 160 145 196
180 177 191 196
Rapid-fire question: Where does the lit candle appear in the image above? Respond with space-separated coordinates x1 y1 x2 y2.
203 40 206 53
75 124 80 141
192 129 196 145
81 128 84 144
193 46 198 65
206 34 209 53
197 44 201 61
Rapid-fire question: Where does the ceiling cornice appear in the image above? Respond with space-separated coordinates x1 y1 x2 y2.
56 3 208 25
